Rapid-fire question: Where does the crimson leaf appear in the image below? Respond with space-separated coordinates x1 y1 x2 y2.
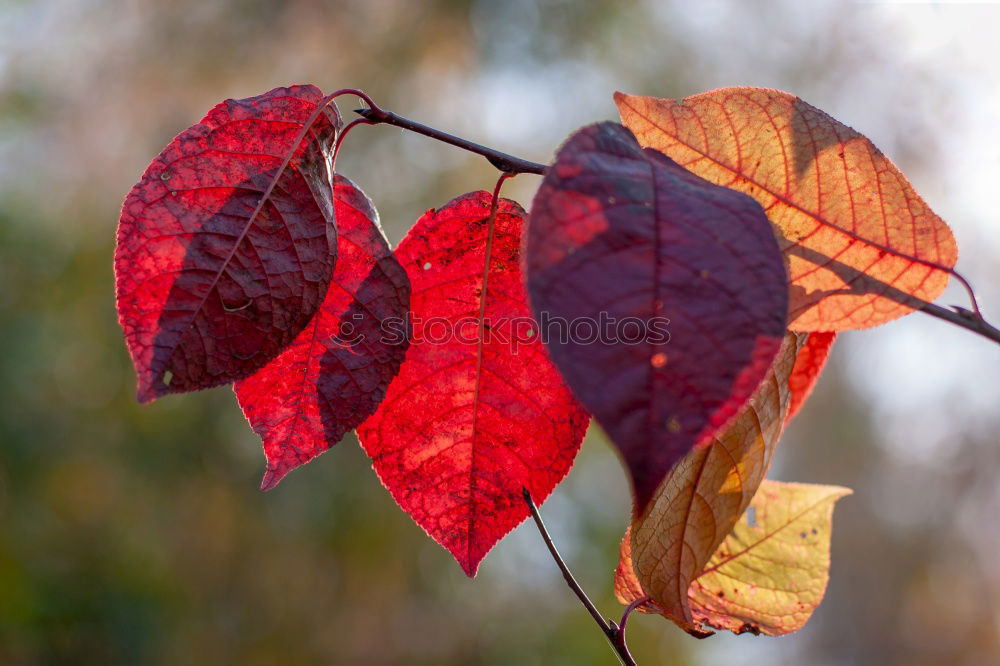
786 331 836 425
116 85 341 402
234 175 410 490
358 191 589 577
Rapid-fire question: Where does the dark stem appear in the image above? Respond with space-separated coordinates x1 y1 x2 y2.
355 107 548 175
522 488 638 666
619 596 650 636
919 302 1000 345
351 96 1000 349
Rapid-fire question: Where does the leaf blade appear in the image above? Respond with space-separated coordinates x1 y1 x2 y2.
115 85 341 402
525 122 789 511
620 333 805 634
615 88 958 330
234 175 410 489
688 480 852 636
357 191 589 577
786 330 836 424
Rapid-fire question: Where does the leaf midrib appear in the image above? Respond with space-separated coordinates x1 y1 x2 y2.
619 96 953 277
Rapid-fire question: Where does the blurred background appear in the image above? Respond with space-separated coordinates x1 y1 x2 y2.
2 0 999 663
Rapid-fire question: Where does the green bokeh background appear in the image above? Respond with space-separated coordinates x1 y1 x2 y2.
2 1 1000 664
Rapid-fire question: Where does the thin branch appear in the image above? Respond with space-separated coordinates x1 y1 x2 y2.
608 620 638 666
355 107 548 175
522 488 609 632
920 302 1000 345
946 268 983 317
333 117 375 161
522 488 638 666
351 94 999 350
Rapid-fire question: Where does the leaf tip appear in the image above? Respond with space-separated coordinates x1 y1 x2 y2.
459 558 480 579
612 90 637 112
632 490 653 521
260 467 287 492
630 468 663 519
135 375 165 404
834 486 854 499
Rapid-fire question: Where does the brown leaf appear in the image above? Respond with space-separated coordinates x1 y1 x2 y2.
619 332 805 634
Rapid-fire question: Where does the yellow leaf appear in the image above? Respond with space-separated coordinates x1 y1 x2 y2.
689 480 852 636
615 88 957 331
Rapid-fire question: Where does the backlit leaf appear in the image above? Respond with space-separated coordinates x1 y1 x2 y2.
616 89 958 331
357 191 589 577
786 330 836 424
116 85 341 402
614 528 664 616
234 175 410 490
616 479 851 637
526 122 788 511
687 480 852 636
616 333 805 635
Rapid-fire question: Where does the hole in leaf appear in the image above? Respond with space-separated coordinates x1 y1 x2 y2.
745 506 757 527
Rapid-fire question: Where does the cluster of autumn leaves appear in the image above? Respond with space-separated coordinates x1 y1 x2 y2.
115 85 957 638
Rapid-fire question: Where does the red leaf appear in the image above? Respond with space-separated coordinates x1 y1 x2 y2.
115 85 341 402
357 191 589 577
786 331 836 424
525 122 788 511
234 175 410 490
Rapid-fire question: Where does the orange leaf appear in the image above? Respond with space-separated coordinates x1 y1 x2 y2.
785 330 836 425
615 88 958 331
688 480 851 636
620 332 804 635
